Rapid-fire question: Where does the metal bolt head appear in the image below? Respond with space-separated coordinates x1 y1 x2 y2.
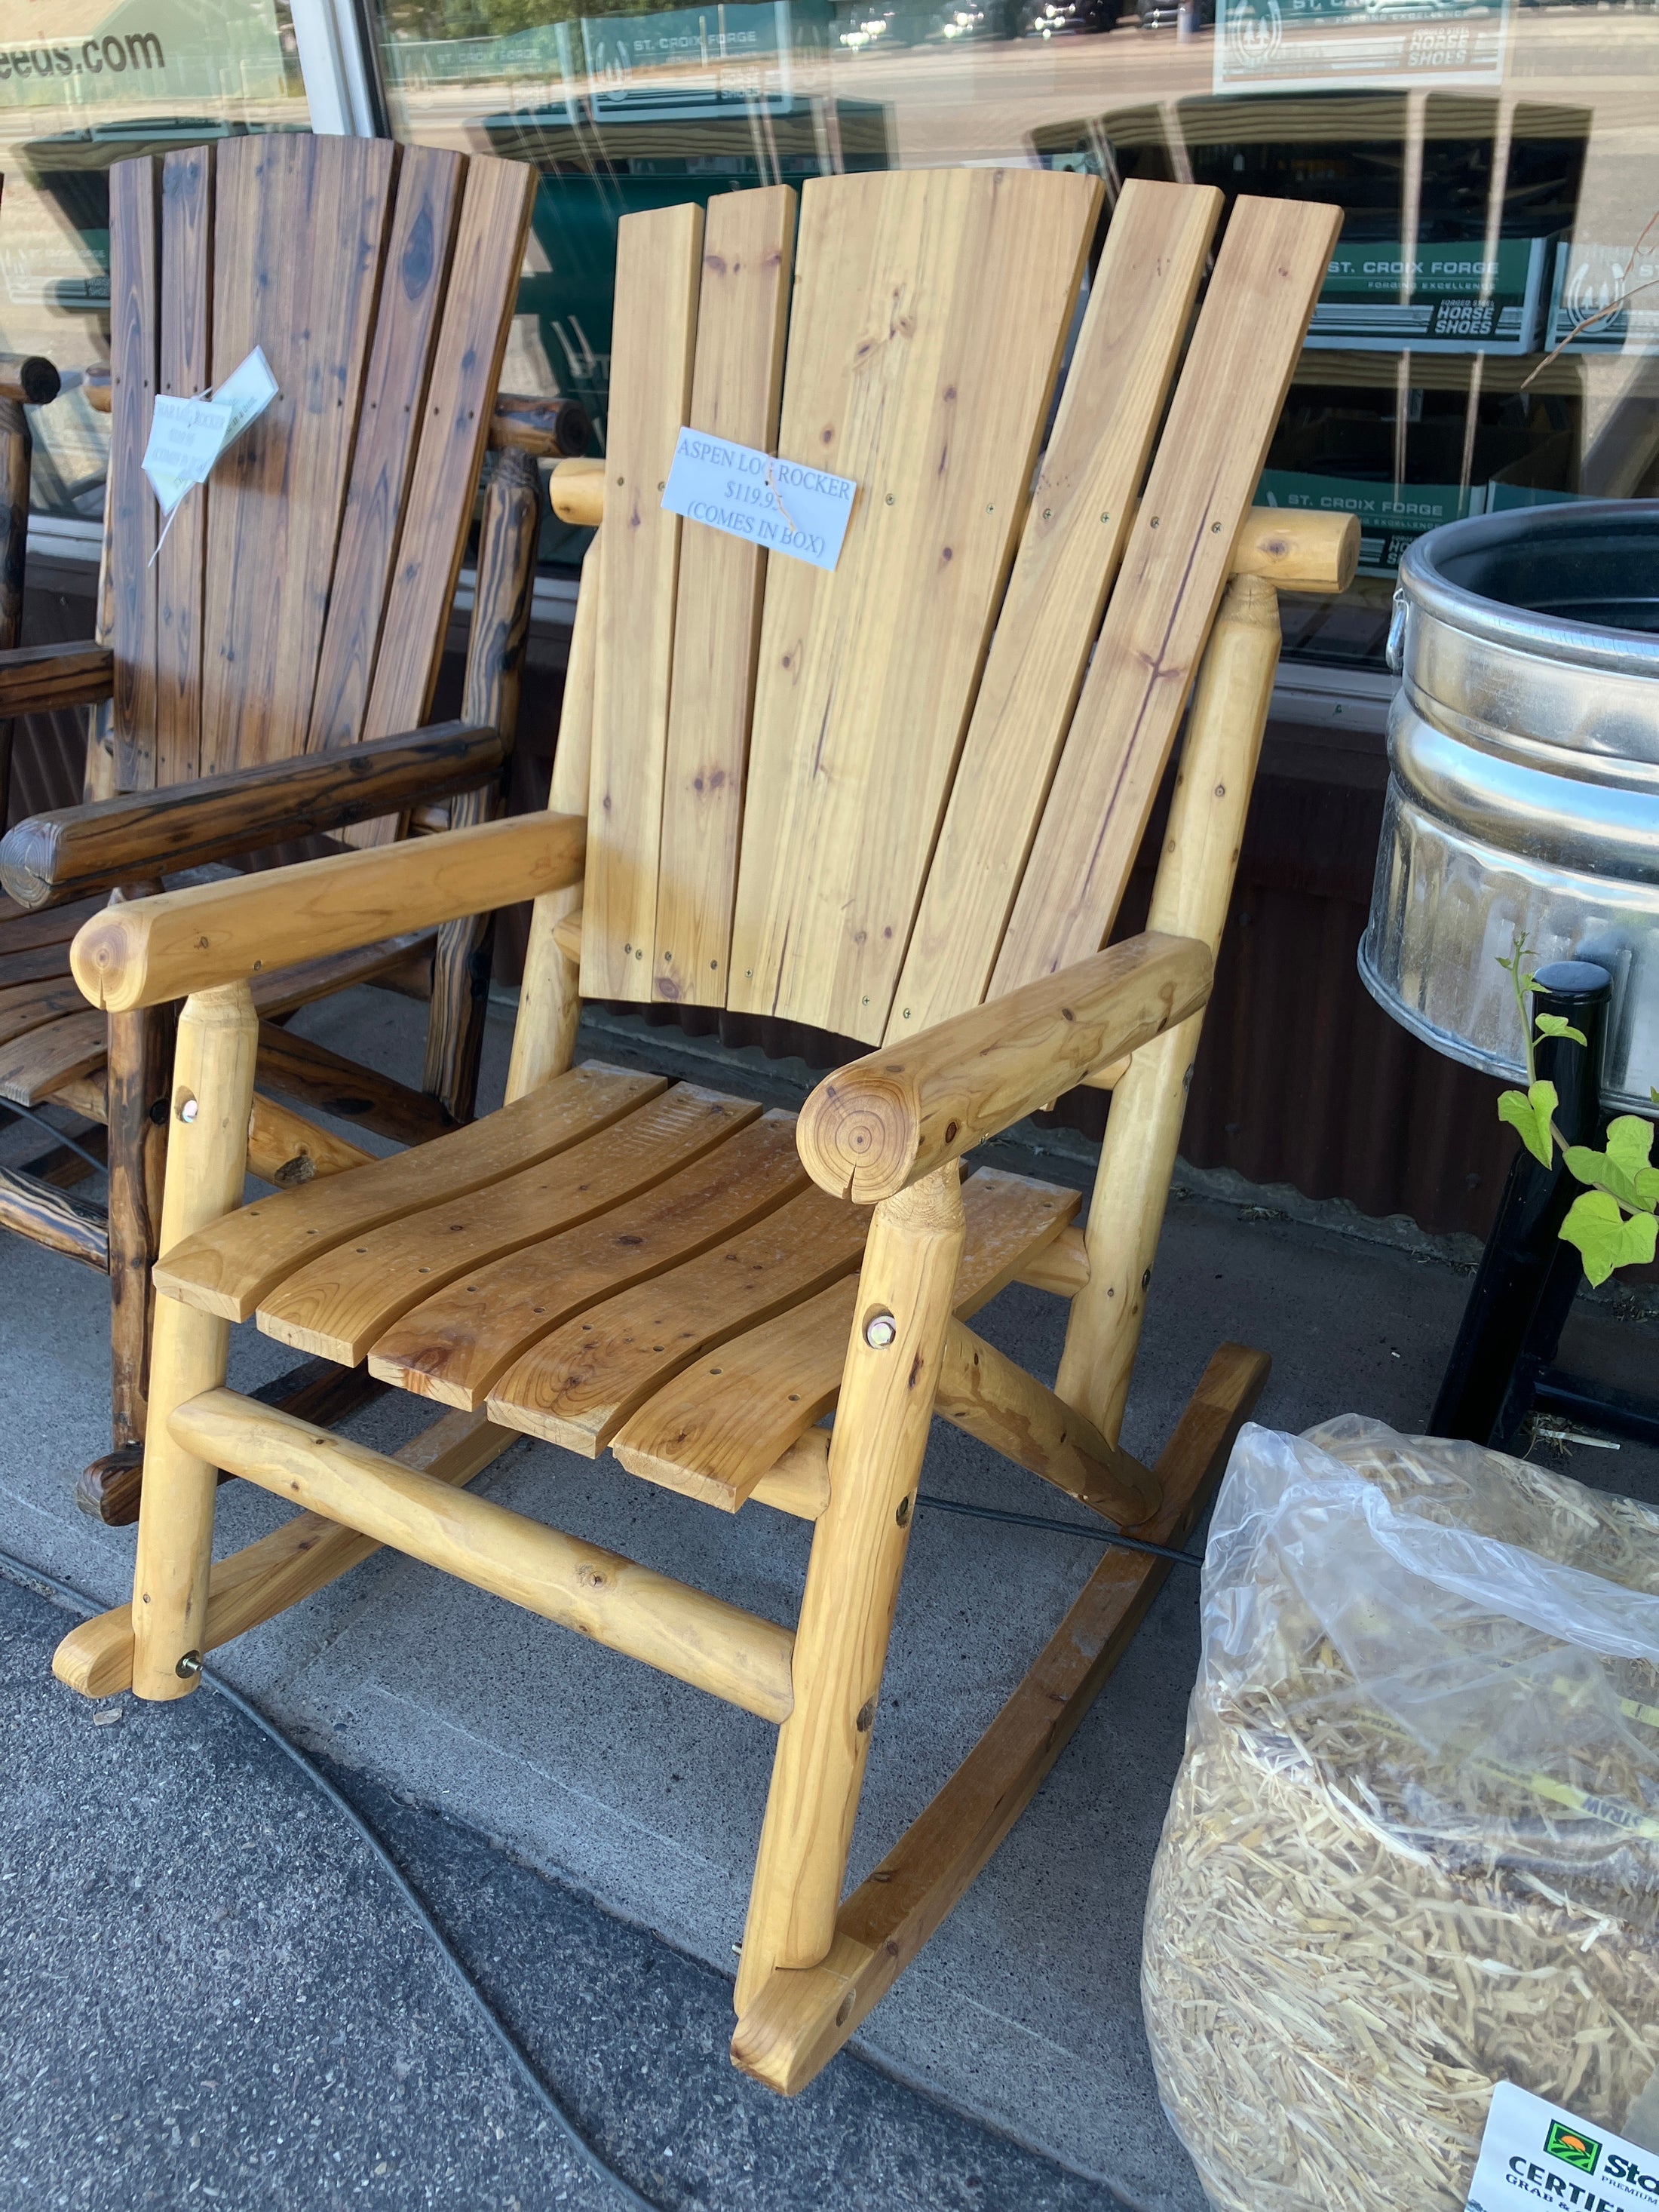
175 1649 202 1680
178 1096 198 1124
863 1310 897 1350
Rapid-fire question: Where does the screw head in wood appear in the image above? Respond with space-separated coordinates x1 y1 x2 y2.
863 1310 897 1349
896 1496 912 1527
175 1649 202 1680
178 1096 198 1124
885 492 894 505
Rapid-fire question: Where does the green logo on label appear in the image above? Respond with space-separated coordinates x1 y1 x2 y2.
1545 2121 1602 2174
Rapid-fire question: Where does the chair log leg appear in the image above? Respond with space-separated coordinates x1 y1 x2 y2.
105 1003 173 1450
0 394 26 828
127 983 258 1701
425 447 540 1124
504 532 597 1107
732 1341 1268 2092
737 1164 965 2014
1057 574 1280 1442
422 783 500 1125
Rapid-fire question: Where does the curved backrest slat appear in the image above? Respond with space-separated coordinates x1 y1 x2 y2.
987 192 1341 999
200 134 397 778
305 144 468 760
891 176 1222 1039
726 167 1100 1043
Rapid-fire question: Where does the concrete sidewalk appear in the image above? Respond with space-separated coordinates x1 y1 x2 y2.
0 1568 1123 2211
5 986 1657 2210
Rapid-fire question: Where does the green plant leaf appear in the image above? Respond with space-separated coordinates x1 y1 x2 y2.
1498 1080 1558 1169
1560 1189 1659 1286
1535 1013 1589 1048
1563 1116 1659 1213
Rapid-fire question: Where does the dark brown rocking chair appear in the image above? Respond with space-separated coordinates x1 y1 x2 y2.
0 133 586 1517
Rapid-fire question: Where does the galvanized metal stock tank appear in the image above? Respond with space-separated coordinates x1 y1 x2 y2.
1361 500 1659 1112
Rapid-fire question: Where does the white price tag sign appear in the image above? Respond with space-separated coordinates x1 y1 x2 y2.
661 429 856 572
1467 2082 1659 2212
142 345 280 518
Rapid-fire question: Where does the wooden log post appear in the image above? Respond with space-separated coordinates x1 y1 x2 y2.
106 1001 175 1450
130 982 259 1701
504 531 598 1105
732 1341 1270 2093
169 1388 797 1722
246 1094 374 1186
1056 573 1282 1444
737 1162 966 2014
57 1409 518 1697
935 1319 1159 1521
0 396 29 827
425 448 540 1122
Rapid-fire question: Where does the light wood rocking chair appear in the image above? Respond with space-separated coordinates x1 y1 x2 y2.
51 169 1354 2091
0 133 587 1520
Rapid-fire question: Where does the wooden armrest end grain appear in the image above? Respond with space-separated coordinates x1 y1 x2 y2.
489 392 591 459
549 457 606 528
70 811 587 1013
0 354 60 407
796 933 1212 1204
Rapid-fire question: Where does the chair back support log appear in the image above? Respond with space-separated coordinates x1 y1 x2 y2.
105 137 536 794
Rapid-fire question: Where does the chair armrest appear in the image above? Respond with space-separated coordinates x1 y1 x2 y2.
796 933 1212 1204
0 354 60 405
71 811 586 1012
550 458 606 529
0 722 505 911
490 392 590 459
0 640 112 719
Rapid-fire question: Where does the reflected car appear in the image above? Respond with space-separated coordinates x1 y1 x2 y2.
1018 0 1121 32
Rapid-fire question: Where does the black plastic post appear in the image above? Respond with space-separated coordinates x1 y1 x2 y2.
1428 960 1611 1447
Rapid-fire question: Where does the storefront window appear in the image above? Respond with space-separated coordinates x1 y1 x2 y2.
0 0 310 523
377 5 1659 665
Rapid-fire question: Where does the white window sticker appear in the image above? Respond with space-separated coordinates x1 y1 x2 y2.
1466 2080 1659 2211
661 429 856 572
142 345 280 519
